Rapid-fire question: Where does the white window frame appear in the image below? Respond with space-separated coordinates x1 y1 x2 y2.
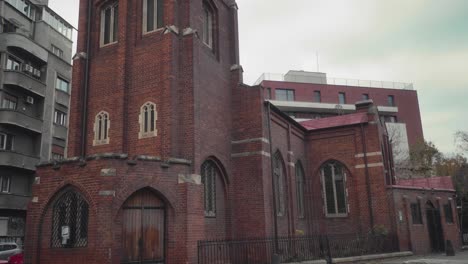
100 3 119 47
0 176 11 193
55 77 70 93
202 3 214 49
143 0 163 34
93 111 110 146
138 102 158 139
321 162 348 217
54 110 67 126
0 133 6 150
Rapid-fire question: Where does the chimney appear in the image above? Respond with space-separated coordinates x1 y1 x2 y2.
355 99 376 114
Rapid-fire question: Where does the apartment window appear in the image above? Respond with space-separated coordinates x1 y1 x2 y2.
139 102 157 138
93 111 110 145
1 20 17 33
321 161 347 216
275 89 295 101
1 94 17 110
54 110 67 126
143 0 163 33
273 151 285 216
51 189 89 248
51 45 64 58
6 57 21 71
313 91 321 102
338 92 346 104
388 95 395 106
444 201 454 224
5 0 36 19
410 201 423 224
362 94 369 100
56 77 70 93
0 133 14 151
42 9 73 39
266 88 272 99
202 2 214 48
100 2 119 46
0 176 11 193
201 160 219 217
296 162 305 218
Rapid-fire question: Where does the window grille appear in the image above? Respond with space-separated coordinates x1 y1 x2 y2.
273 152 285 216
201 161 219 217
139 102 157 138
93 111 110 145
51 190 89 248
295 162 305 218
321 161 347 216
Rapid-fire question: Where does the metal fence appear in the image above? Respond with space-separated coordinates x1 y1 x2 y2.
198 233 399 264
462 232 468 245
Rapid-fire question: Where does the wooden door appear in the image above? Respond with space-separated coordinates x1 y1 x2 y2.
122 189 165 264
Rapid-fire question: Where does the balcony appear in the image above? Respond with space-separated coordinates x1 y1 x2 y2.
53 124 68 140
0 110 43 133
0 33 48 62
268 100 398 115
0 193 31 211
0 151 39 171
3 70 46 97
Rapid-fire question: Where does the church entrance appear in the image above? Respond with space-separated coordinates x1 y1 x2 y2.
426 201 444 252
121 189 166 264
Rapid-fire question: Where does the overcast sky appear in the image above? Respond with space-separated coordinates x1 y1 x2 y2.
48 0 468 155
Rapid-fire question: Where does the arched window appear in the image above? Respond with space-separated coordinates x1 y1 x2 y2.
51 189 89 248
139 102 157 138
93 111 110 145
321 161 348 216
273 151 285 216
295 161 305 218
201 160 220 217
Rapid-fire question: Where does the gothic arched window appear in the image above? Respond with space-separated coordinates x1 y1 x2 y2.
139 102 158 138
296 161 305 218
51 189 89 248
273 151 285 216
93 111 109 145
321 161 348 216
201 160 219 217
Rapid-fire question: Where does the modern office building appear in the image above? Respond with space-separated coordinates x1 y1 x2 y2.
257 70 424 163
0 0 72 242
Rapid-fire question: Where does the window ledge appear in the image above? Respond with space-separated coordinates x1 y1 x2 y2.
325 213 348 218
143 27 164 36
139 131 157 139
100 41 118 49
93 139 110 146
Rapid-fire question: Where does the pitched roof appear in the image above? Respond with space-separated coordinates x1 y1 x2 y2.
394 176 455 191
299 112 368 131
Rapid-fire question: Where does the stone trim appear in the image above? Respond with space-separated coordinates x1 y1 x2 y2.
354 162 384 169
354 152 382 158
231 151 270 158
100 168 116 177
99 190 116 197
178 174 201 185
231 137 269 144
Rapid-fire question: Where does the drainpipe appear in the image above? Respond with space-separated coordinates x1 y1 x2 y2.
360 124 375 232
80 0 92 158
267 103 279 256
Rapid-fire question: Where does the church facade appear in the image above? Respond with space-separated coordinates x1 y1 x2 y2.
24 0 460 263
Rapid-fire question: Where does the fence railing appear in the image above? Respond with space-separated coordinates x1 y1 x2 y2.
463 232 468 245
0 236 24 246
198 233 399 264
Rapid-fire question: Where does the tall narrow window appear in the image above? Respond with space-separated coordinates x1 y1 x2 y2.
314 91 321 102
93 111 110 145
143 0 164 33
1 94 17 110
51 189 89 248
0 133 13 151
321 161 347 216
202 2 214 48
338 92 346 104
139 102 157 138
410 201 423 224
388 95 395 106
296 162 305 218
444 201 454 224
362 93 369 100
201 160 220 217
101 2 118 46
0 176 11 193
273 152 286 216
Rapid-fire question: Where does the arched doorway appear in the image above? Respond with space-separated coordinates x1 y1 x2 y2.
426 201 444 252
121 189 165 264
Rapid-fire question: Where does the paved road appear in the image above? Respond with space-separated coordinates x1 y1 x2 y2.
374 251 468 264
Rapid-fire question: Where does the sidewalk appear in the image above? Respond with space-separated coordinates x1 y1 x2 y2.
373 250 468 264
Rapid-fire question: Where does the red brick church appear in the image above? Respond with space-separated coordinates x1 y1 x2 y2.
24 0 461 263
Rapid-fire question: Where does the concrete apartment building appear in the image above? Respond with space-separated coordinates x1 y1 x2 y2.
258 70 424 163
0 0 72 242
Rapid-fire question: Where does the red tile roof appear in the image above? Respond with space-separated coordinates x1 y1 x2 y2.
299 112 368 131
394 176 455 191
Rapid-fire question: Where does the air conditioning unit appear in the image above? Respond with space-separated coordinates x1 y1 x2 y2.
25 96 34 104
22 64 32 73
33 69 41 78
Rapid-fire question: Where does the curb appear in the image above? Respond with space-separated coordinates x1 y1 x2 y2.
285 251 413 264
